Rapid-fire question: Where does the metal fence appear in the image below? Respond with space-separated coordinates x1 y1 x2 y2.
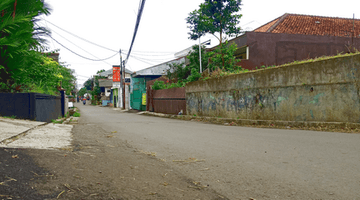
0 93 63 122
146 79 186 115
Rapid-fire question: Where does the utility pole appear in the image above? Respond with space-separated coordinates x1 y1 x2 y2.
122 60 126 109
199 37 202 73
119 49 123 109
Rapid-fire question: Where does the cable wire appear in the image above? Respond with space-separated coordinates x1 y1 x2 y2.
44 19 119 53
46 33 119 61
51 29 113 66
125 0 146 62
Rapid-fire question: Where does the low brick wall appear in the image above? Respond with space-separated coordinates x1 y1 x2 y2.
186 54 360 123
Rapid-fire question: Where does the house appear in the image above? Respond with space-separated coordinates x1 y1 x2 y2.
229 13 360 70
130 57 185 111
97 67 132 107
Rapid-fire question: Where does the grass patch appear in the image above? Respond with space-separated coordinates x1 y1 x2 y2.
51 119 63 124
73 112 81 117
2 115 16 119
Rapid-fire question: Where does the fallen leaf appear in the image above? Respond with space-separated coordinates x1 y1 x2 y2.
64 184 71 190
149 192 157 195
11 155 18 158
57 190 65 199
111 131 117 133
193 181 201 185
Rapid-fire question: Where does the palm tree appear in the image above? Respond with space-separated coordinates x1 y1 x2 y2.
0 0 50 92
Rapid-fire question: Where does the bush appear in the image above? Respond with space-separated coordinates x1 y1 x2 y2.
73 112 81 117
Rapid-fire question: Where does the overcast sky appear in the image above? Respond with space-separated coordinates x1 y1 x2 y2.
41 0 360 88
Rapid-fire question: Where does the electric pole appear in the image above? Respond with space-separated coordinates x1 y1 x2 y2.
122 60 126 109
119 49 123 109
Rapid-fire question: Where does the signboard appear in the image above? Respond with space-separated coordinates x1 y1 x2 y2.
68 102 74 108
113 66 120 82
142 93 146 105
112 82 120 88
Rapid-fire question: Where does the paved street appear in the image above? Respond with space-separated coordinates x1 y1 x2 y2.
77 103 360 199
1 102 360 199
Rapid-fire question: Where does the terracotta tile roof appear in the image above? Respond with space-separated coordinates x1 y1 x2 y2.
254 18 280 33
253 13 360 38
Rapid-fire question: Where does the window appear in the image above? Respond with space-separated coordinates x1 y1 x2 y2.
234 46 249 60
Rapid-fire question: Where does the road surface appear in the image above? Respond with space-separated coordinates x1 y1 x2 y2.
78 103 360 199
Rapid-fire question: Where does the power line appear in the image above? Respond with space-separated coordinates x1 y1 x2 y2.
44 19 119 53
51 29 113 66
123 50 175 57
125 0 147 62
46 33 119 61
121 51 174 62
129 54 157 65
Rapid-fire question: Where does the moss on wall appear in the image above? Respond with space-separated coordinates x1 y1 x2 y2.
186 53 360 123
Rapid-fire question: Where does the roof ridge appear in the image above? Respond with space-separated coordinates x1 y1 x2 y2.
286 13 360 21
267 13 289 33
253 16 281 32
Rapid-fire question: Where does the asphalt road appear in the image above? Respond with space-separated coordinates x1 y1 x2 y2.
79 103 360 200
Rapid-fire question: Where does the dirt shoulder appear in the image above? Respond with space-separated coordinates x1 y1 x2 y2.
23 122 226 200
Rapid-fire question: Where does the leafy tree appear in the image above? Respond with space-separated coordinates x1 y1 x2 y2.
78 87 88 98
97 69 105 74
0 0 70 94
152 45 209 90
83 78 93 91
187 44 209 72
166 62 187 81
186 0 242 45
80 70 106 102
186 0 242 68
207 41 241 72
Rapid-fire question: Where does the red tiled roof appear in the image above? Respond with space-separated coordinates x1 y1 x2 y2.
253 13 360 38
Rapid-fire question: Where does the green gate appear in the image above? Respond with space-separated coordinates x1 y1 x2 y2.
131 77 146 111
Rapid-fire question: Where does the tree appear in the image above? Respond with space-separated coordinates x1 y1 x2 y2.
207 41 240 72
78 87 88 98
186 0 242 45
0 0 53 93
186 0 242 69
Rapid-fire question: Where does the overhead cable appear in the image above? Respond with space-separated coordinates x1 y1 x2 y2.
44 20 118 53
51 29 113 66
46 34 119 61
125 0 147 62
128 54 156 66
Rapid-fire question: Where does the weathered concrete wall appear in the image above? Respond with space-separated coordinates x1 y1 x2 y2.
186 54 360 123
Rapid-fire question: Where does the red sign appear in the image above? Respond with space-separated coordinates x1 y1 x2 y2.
113 67 120 82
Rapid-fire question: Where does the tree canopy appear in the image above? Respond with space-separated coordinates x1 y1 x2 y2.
186 0 242 45
0 0 76 95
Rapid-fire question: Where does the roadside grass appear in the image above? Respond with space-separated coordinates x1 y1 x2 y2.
2 115 17 119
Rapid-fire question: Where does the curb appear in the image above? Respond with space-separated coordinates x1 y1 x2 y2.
0 122 49 145
140 111 360 133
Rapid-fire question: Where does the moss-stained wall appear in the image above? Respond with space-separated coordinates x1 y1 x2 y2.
186 54 360 123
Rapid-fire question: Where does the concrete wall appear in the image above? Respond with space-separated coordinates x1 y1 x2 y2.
186 54 360 123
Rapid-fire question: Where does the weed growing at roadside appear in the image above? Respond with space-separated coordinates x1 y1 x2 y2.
73 112 81 117
3 115 16 119
51 119 63 124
